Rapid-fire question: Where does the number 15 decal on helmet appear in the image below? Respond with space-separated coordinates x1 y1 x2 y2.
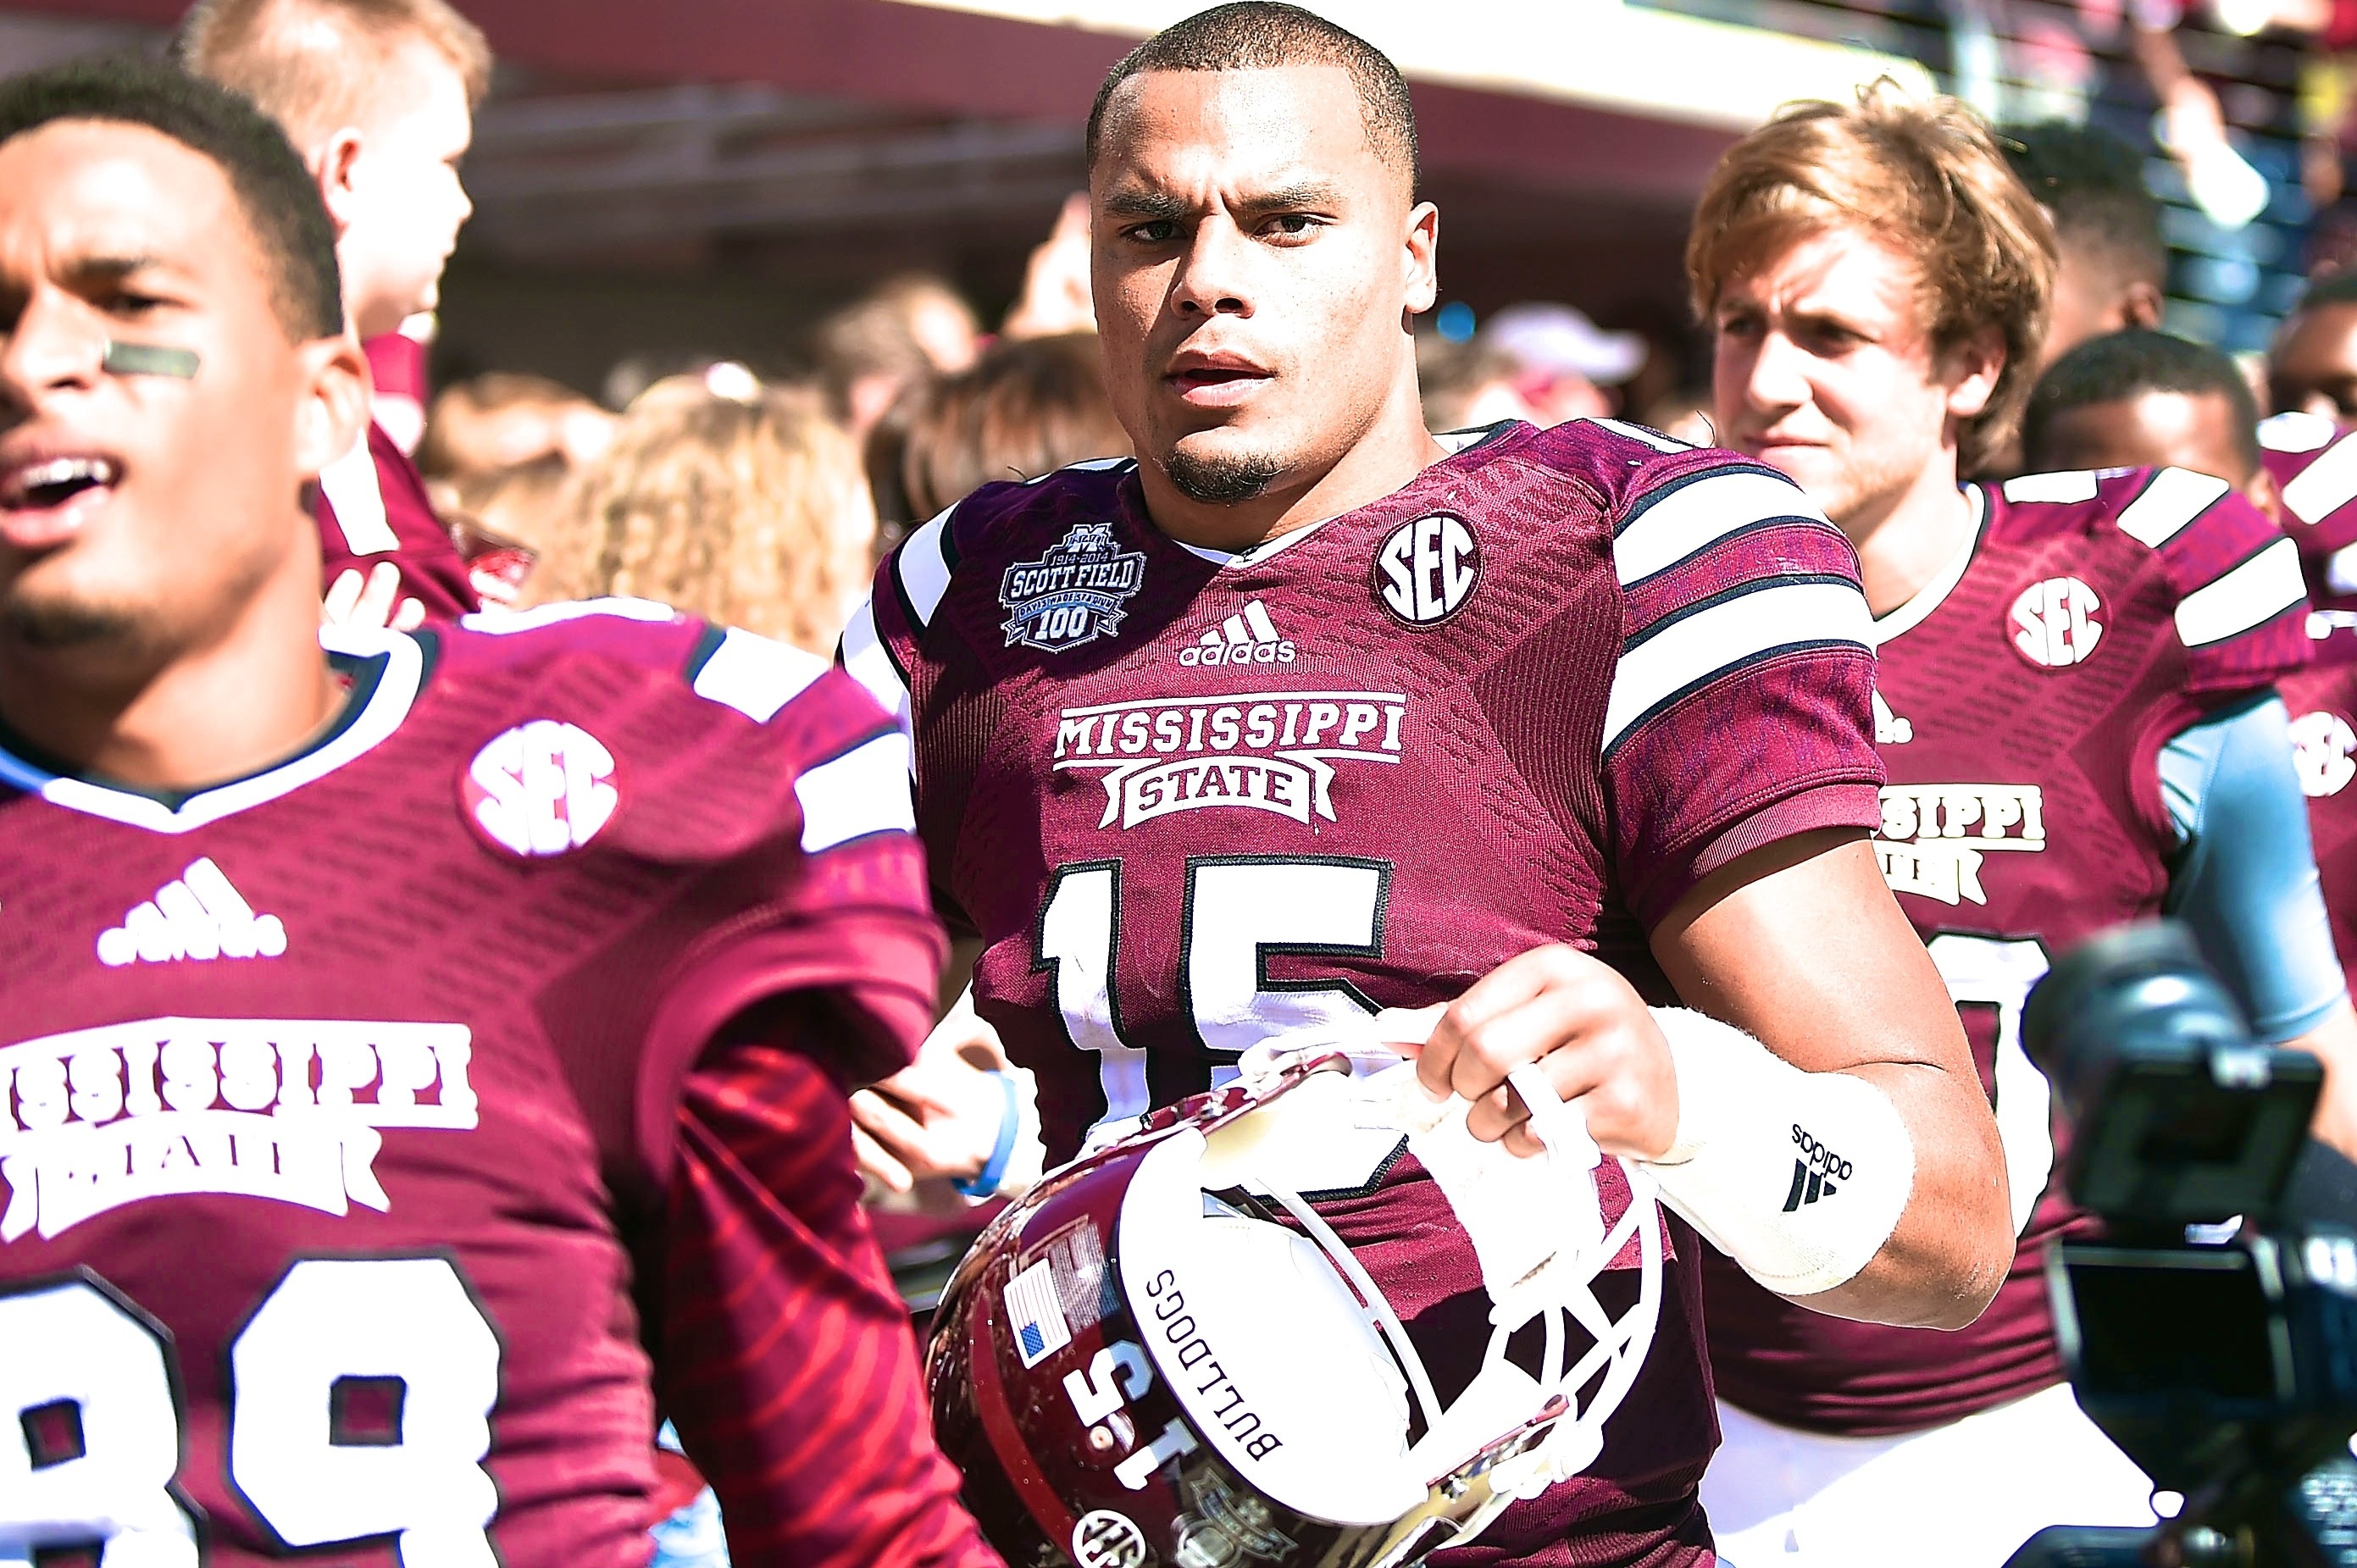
926 1039 1665 1568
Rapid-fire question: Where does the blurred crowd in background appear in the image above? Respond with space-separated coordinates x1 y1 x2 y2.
338 0 2357 676
408 218 1710 650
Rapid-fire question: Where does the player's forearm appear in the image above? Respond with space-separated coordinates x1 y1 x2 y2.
1783 1059 2014 1329
1652 834 2013 1327
663 1032 1003 1568
1636 1010 2010 1330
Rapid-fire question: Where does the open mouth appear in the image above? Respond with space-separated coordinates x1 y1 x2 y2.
0 455 122 548
3 456 119 511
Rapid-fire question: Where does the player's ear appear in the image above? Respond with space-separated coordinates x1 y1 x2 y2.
1402 201 1440 317
2121 279 2166 334
308 128 365 239
2244 463 2283 526
1941 324 2005 420
291 330 370 481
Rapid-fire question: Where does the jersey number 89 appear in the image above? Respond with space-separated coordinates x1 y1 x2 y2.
0 1257 499 1566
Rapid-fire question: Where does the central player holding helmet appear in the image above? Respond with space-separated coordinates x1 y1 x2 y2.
846 6 2013 1564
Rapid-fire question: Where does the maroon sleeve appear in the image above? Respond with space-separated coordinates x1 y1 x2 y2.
656 1011 1001 1568
1601 458 1887 926
315 420 481 618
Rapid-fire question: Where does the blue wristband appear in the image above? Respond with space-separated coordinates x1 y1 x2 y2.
953 1068 1021 1200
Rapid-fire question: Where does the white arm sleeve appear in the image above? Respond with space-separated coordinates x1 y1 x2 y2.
1636 1008 1916 1299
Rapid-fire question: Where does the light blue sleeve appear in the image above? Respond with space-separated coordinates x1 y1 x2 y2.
2160 694 2349 1042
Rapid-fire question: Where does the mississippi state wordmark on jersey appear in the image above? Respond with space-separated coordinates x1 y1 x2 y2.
0 604 985 1568
1706 466 2309 1435
848 418 1890 1566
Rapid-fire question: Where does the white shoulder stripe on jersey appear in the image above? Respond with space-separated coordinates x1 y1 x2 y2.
317 432 399 556
1585 416 1690 453
1614 469 1833 587
838 597 915 745
895 507 957 631
2176 535 2305 649
691 626 826 723
796 732 918 852
2260 410 2336 454
2000 469 2098 505
460 596 676 634
1602 579 1872 753
2282 432 2357 524
2117 468 2229 547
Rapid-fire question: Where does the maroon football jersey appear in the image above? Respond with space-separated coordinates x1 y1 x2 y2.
849 420 1889 1566
1705 468 2311 1436
316 418 480 620
2260 412 2357 613
0 604 990 1567
2283 619 2357 991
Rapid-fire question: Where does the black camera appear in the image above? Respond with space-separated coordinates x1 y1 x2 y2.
2004 923 2357 1568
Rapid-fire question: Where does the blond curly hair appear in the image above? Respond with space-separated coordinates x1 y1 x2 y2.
550 383 876 655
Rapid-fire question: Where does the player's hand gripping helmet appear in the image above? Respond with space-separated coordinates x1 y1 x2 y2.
924 1039 1665 1568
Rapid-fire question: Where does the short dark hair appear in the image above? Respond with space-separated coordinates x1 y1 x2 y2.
2021 328 2259 476
2001 120 2166 289
2293 269 2357 315
0 56 341 340
1085 3 1418 191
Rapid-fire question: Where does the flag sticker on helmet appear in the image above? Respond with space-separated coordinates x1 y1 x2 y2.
1006 1257 1074 1367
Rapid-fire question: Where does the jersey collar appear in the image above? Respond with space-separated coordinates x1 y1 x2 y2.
1159 422 1524 569
1869 485 1986 648
0 623 427 834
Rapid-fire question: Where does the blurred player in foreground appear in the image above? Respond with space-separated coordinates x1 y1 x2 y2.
844 5 2010 1564
181 0 483 624
2022 329 2357 1003
1699 91 2353 1567
0 58 994 1568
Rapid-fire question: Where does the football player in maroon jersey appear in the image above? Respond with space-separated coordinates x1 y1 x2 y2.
843 6 2012 1565
180 0 483 625
1698 91 2355 1566
0 58 996 1568
2020 328 2357 1014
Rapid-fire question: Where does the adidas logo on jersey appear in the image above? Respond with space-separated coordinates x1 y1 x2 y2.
97 858 286 967
1783 1123 1853 1211
1179 600 1296 667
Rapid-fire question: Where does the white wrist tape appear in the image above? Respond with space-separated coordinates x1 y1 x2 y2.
1636 1009 1914 1298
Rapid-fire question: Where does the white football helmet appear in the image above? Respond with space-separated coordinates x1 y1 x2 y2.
925 1034 1664 1568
